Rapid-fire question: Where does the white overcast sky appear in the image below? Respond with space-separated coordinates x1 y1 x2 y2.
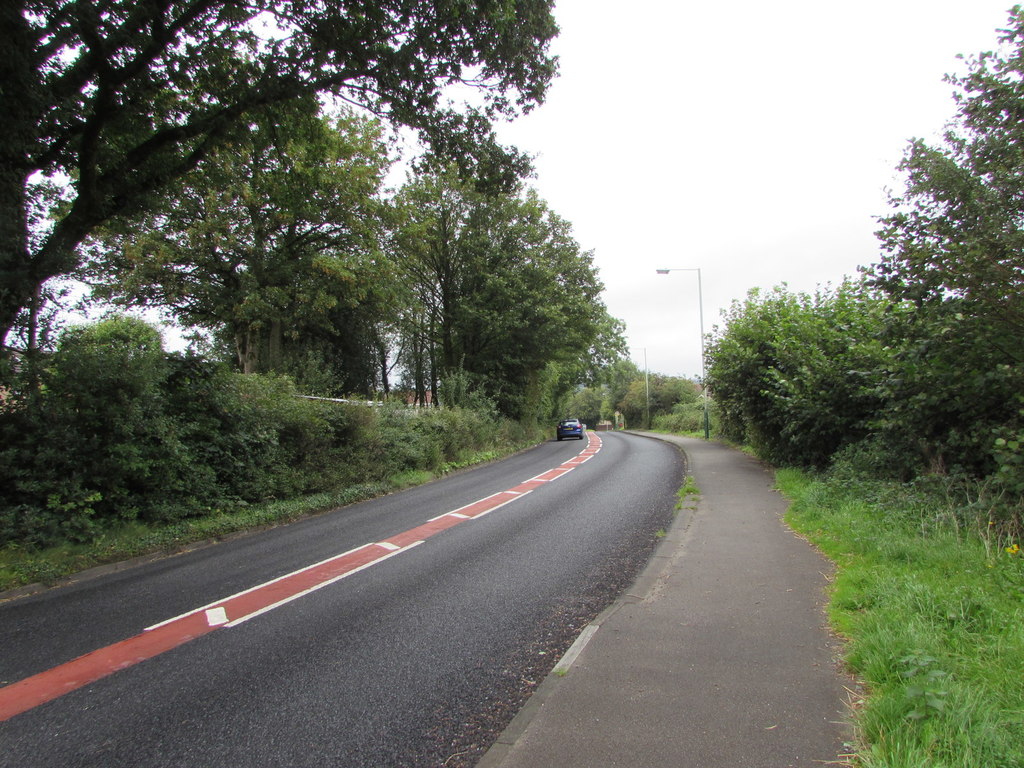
494 0 1017 380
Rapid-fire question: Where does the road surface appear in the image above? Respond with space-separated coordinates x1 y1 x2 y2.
0 431 684 767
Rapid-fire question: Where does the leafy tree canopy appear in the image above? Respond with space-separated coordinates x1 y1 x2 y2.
1 0 559 351
706 282 890 468
872 6 1024 352
617 373 698 430
869 6 1024 477
81 100 393 379
392 168 615 419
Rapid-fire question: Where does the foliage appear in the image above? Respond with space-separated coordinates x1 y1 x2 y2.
564 386 603 426
1 316 194 544
81 103 395 387
868 7 1024 485
866 300 1024 480
554 361 699 431
0 316 530 550
698 12 1024 487
779 468 1024 768
599 359 641 423
705 282 890 467
392 169 618 420
617 373 699 429
652 399 715 436
871 8 1024 344
2 0 559 351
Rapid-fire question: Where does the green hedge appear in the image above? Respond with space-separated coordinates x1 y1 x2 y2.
0 317 526 549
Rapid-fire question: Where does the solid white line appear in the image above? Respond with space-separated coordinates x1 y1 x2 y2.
464 491 531 519
224 542 424 628
145 542 377 631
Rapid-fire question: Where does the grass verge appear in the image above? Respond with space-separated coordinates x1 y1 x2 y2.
0 446 526 594
776 468 1024 768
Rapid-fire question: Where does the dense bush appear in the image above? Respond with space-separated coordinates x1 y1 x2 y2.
705 282 890 468
866 301 1024 480
705 279 1024 498
651 400 714 435
1 317 199 544
617 375 699 429
0 317 524 549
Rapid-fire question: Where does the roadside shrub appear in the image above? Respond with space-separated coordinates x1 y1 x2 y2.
0 317 533 550
652 400 714 435
351 404 509 480
706 282 891 468
0 317 194 544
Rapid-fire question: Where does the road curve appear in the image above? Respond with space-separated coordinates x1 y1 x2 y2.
0 431 684 767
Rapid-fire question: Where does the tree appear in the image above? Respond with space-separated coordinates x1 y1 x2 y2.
617 373 698 429
81 102 393 380
601 359 642 419
870 8 1024 477
392 169 612 419
1 0 559 354
564 386 603 426
872 8 1024 345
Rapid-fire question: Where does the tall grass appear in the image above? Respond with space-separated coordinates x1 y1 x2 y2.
777 469 1024 768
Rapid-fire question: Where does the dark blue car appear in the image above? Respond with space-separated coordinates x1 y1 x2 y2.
556 418 584 441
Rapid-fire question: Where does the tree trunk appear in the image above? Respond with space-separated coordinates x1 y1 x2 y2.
267 318 283 372
236 328 260 374
376 335 390 394
0 4 38 352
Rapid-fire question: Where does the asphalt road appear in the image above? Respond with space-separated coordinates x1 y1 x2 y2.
0 431 684 767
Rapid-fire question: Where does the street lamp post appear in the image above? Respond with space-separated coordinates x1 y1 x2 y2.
656 267 710 439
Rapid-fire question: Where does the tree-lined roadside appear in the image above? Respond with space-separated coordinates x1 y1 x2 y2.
705 10 1024 529
2 1 646 565
0 315 543 589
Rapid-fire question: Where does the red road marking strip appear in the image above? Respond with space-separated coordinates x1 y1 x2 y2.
145 542 386 630
510 482 542 493
0 432 603 721
384 516 464 549
457 492 527 520
0 612 215 721
532 467 573 482
563 455 591 464
218 544 408 627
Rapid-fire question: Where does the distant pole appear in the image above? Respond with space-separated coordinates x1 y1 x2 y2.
656 267 710 440
644 347 650 429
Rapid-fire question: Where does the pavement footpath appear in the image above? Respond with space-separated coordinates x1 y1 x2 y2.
477 432 855 768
